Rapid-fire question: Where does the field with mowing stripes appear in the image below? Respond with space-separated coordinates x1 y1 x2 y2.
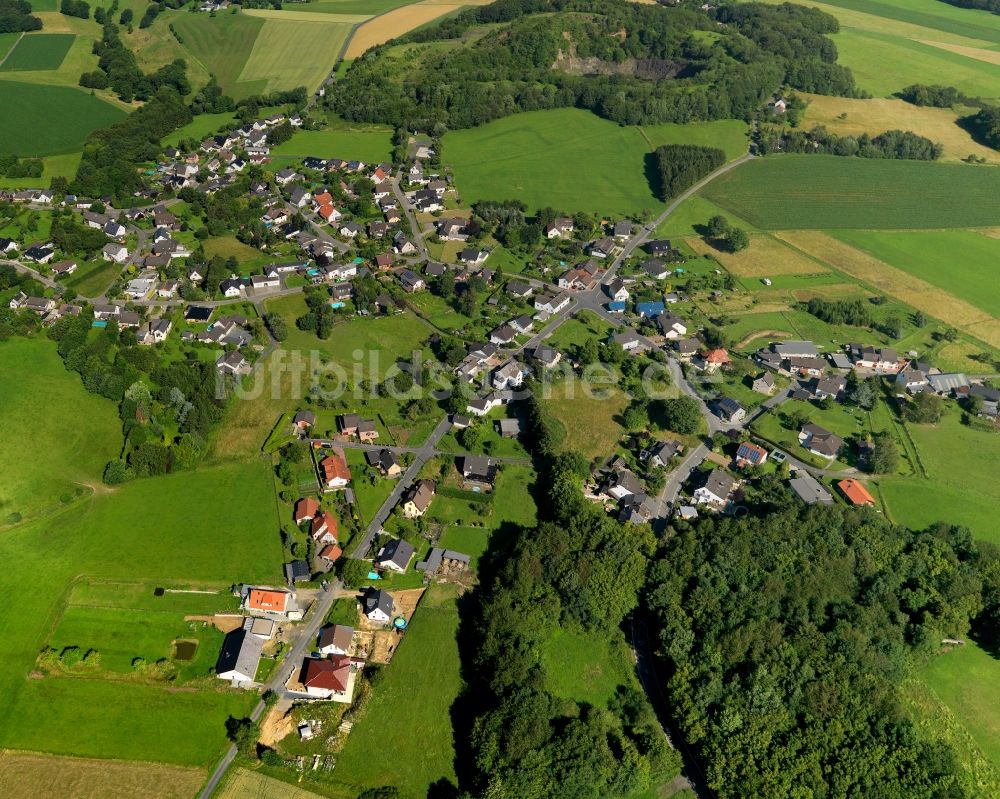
0 751 205 799
240 12 355 94
0 33 73 71
703 156 1000 230
170 11 266 98
446 109 747 215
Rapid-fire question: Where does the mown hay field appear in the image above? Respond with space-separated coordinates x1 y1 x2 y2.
217 768 329 799
0 751 205 799
775 230 1000 348
703 156 1000 230
799 94 996 164
684 234 828 277
239 13 355 94
831 228 1000 318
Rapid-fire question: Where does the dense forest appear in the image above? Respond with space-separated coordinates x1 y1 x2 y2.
938 0 1000 14
647 507 1000 798
0 0 41 32
333 0 858 131
652 144 725 201
73 88 192 200
461 391 682 798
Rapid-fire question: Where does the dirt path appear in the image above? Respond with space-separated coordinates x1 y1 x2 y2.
733 329 792 350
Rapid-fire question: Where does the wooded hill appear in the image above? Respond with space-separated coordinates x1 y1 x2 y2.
333 0 859 131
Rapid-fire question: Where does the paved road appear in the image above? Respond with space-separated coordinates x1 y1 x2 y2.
197 583 342 799
348 415 452 559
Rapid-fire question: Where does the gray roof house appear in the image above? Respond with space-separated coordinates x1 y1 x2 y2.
215 628 264 685
376 538 415 573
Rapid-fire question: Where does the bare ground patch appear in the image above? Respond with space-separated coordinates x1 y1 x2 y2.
0 750 204 799
776 231 1000 348
685 234 827 276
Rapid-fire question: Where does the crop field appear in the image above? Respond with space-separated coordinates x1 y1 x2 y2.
0 33 74 71
799 94 996 164
238 11 356 95
345 0 496 58
776 230 1000 348
269 114 394 164
0 338 120 526
684 234 828 277
445 109 747 216
0 81 125 156
0 455 282 765
831 229 1000 318
171 12 267 98
704 156 1000 230
326 584 462 799
0 750 205 799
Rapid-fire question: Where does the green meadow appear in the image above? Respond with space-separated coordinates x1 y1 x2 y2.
879 407 1000 546
0 339 284 766
0 337 120 525
831 229 1000 318
270 115 394 165
703 156 1000 229
445 108 748 216
541 626 639 708
0 81 125 156
0 33 74 71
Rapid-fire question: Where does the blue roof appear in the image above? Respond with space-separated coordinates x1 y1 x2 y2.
636 301 665 316
607 301 627 311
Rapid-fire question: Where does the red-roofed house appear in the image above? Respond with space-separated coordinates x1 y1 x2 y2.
837 479 875 507
700 348 731 373
319 452 350 488
319 544 342 563
300 656 354 701
310 510 338 544
294 497 319 523
734 441 768 468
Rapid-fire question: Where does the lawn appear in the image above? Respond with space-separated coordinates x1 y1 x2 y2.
830 229 1000 319
346 448 396 525
542 376 630 460
269 115 394 165
163 111 238 148
238 10 355 95
0 81 126 156
327 584 462 799
879 407 1000 546
702 156 1000 230
0 337 120 525
0 33 74 71
541 625 639 708
0 458 283 766
444 109 748 216
654 194 756 238
203 235 270 268
64 259 120 298
545 309 615 351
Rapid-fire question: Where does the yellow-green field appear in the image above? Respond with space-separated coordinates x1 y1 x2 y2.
684 234 828 277
0 751 205 799
239 10 357 94
799 93 997 164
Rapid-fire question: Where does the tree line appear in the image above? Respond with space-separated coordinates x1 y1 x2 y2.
758 125 943 160
333 0 859 132
80 21 189 102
